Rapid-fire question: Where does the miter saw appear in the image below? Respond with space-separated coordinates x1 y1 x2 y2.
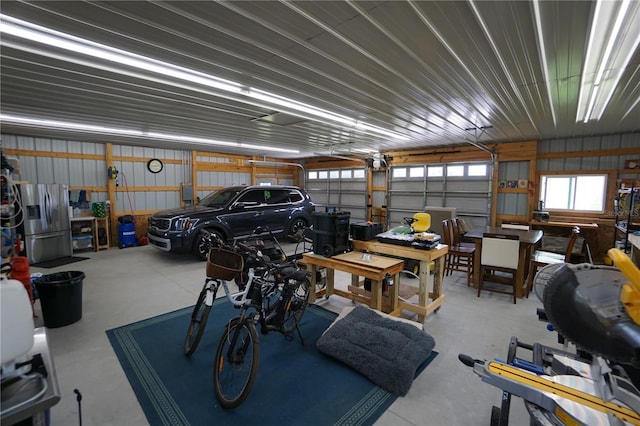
459 248 640 425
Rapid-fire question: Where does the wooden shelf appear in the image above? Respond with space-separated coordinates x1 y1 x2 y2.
614 181 639 253
497 188 529 194
70 217 97 252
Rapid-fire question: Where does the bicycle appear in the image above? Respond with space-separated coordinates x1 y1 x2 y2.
183 228 311 408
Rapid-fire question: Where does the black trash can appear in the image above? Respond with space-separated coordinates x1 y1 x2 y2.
34 271 85 328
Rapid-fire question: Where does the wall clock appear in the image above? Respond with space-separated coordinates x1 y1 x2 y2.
147 158 163 173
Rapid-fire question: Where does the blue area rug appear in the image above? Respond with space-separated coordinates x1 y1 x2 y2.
107 300 437 426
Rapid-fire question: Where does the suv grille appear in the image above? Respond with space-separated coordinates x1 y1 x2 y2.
149 217 171 231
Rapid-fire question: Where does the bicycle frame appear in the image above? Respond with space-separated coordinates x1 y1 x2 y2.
206 268 258 308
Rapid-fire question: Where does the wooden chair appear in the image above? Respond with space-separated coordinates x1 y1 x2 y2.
452 217 474 248
477 233 520 304
442 219 475 286
525 226 581 297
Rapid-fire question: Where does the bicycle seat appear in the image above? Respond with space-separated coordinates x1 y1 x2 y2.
274 264 308 282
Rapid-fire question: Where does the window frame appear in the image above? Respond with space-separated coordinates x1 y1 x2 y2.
538 173 607 213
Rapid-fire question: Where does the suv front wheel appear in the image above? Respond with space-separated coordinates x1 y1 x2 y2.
193 229 225 261
287 217 309 242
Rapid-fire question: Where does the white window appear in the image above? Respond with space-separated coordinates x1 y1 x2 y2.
392 168 407 178
318 170 328 179
341 169 352 179
447 165 464 176
308 171 318 180
353 169 365 178
428 166 443 177
329 170 340 179
468 164 487 176
409 167 424 177
540 174 606 212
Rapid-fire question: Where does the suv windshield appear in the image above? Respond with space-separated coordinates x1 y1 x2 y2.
197 188 243 208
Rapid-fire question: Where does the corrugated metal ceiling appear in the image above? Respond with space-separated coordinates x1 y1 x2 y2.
1 1 639 158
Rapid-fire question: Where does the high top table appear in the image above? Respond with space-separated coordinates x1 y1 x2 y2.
464 227 543 298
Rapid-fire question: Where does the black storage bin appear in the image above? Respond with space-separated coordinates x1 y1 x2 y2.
312 211 350 233
313 230 350 257
350 222 384 241
34 271 85 328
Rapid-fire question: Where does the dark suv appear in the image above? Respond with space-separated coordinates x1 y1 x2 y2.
147 185 315 259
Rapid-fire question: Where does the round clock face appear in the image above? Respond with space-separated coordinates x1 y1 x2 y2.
147 158 163 173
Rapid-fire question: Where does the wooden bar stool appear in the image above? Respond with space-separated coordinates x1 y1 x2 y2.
525 226 581 297
442 219 475 286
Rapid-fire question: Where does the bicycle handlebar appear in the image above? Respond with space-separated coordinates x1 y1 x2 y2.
200 226 295 276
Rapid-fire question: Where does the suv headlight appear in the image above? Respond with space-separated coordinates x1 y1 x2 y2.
174 218 194 231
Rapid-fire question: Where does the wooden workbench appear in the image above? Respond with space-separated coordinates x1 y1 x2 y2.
351 240 448 322
301 251 404 312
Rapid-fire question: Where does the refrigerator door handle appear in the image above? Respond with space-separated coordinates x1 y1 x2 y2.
45 191 52 225
30 233 65 241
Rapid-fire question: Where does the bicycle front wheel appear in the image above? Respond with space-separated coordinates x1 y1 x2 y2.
184 281 213 356
214 318 260 409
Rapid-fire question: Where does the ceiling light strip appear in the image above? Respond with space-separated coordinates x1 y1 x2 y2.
586 0 630 122
0 114 299 153
577 0 640 123
591 4 640 120
532 0 558 127
0 15 243 94
0 13 406 141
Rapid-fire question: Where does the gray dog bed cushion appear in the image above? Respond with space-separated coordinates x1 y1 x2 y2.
316 305 436 396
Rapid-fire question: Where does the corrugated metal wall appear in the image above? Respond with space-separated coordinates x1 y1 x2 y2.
196 155 251 200
4 132 638 222
3 134 110 200
496 160 530 217
111 145 191 212
2 134 298 214
538 133 640 171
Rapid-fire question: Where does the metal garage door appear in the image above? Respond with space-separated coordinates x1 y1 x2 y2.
387 162 492 231
305 167 368 222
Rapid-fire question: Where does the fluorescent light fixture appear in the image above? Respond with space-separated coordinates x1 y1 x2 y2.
0 114 299 153
532 0 557 127
0 14 407 140
0 15 244 94
576 0 640 123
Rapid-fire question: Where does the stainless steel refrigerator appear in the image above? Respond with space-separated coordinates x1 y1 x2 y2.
18 184 72 264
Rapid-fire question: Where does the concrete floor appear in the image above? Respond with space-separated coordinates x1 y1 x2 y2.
28 243 568 426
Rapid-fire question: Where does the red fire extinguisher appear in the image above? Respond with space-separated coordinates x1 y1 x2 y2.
14 234 23 254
